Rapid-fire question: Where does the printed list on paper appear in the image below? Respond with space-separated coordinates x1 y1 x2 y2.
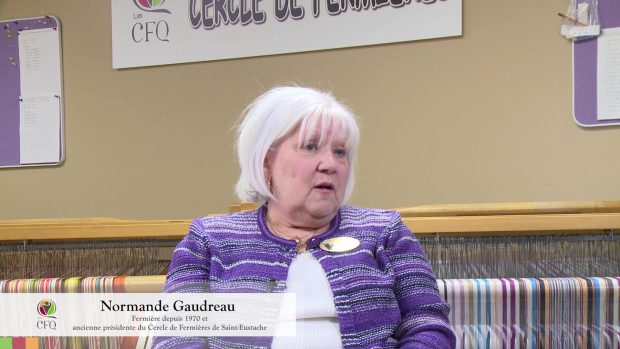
18 28 61 95
597 27 620 121
19 96 60 164
17 27 62 164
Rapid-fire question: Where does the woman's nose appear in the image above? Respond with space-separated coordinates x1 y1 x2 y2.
317 150 337 174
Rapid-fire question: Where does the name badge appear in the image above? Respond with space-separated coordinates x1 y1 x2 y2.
319 237 360 253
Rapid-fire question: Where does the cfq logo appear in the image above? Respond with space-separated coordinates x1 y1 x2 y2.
37 299 57 318
131 0 171 42
37 299 58 330
133 0 172 14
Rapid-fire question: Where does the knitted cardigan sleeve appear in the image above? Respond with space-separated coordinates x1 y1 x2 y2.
152 219 210 349
384 212 456 349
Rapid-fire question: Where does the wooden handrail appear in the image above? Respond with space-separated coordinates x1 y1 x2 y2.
0 219 192 241
1 201 619 241
406 213 620 236
396 200 620 217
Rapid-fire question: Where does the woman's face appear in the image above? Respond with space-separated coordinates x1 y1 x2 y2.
266 125 350 223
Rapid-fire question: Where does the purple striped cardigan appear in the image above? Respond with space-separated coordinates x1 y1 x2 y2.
153 205 456 348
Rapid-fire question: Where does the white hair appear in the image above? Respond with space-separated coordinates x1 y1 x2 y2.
235 86 360 205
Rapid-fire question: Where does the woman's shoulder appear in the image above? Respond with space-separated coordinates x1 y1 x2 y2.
190 209 260 236
339 205 400 228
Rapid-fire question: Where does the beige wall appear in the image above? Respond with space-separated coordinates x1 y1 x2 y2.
1 0 619 220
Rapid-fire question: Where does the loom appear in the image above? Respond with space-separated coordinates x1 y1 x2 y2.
1 200 619 348
0 218 185 280
401 201 620 279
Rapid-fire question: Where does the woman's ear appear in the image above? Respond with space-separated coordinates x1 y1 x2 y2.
263 150 271 171
263 151 272 184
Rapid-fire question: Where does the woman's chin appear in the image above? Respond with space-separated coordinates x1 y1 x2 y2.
306 202 340 221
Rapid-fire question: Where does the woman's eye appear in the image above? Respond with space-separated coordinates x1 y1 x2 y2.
302 143 317 151
334 148 347 157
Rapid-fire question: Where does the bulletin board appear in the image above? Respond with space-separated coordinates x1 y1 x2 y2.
573 0 620 127
0 16 64 168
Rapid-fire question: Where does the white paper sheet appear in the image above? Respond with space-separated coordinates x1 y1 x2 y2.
18 28 61 96
597 27 620 121
19 95 61 164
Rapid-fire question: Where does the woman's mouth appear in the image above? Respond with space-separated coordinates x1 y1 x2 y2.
314 183 334 191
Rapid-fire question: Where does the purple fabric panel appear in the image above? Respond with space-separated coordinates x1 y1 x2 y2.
500 279 508 347
599 0 620 28
508 279 516 346
573 0 620 126
0 16 58 166
457 280 463 331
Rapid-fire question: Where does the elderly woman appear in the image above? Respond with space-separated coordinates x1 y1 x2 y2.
154 86 455 348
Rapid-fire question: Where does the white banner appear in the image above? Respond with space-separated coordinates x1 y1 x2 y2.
0 293 295 337
111 0 461 68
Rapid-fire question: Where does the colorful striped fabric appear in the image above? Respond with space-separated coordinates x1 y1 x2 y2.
0 276 126 349
439 277 620 349
2 277 620 348
0 338 39 349
0 277 118 293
